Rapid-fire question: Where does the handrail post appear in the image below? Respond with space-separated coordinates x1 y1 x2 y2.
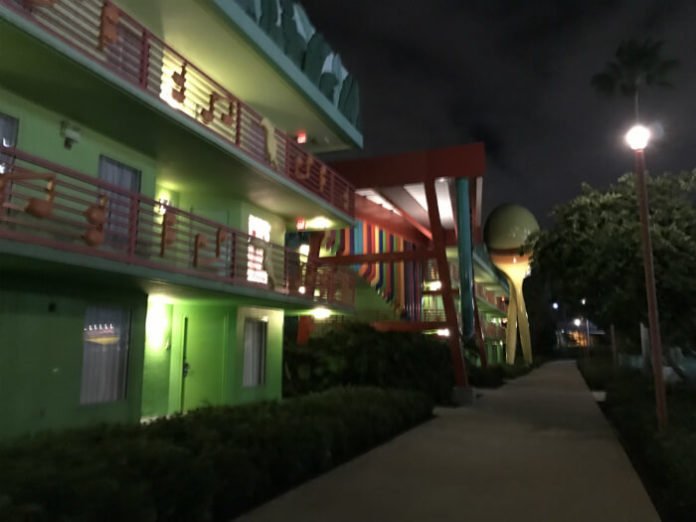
128 193 138 259
235 102 242 147
230 231 237 280
139 29 150 90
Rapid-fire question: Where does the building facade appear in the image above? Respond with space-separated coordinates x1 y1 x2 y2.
0 0 361 439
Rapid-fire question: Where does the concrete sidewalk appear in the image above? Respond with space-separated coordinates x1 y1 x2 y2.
237 361 660 522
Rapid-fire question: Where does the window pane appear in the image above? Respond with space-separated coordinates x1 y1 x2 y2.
81 306 131 404
243 319 267 387
0 112 18 174
98 156 141 248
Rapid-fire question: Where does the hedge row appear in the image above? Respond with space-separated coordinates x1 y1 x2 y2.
284 323 454 403
0 387 433 521
602 369 696 521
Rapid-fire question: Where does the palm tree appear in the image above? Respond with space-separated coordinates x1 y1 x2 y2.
591 38 678 121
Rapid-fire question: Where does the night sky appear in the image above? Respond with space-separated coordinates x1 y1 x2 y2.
301 0 696 224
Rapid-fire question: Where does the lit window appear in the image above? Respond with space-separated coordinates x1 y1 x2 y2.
247 215 272 284
242 319 267 387
80 306 131 404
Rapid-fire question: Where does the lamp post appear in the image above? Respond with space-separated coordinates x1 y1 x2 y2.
625 124 668 430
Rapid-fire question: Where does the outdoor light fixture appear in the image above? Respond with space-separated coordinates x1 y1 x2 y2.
425 281 442 291
552 302 559 310
155 197 170 215
296 131 307 144
435 329 450 337
298 286 306 295
310 307 331 320
298 244 310 257
625 124 651 151
306 216 332 230
573 318 582 327
580 298 587 306
626 121 667 429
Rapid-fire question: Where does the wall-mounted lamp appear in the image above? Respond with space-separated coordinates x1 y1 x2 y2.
155 197 170 215
61 121 81 150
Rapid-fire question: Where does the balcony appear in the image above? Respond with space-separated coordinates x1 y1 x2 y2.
0 146 355 308
0 0 355 218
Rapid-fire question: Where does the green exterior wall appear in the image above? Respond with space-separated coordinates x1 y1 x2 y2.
142 298 283 418
0 85 157 199
0 279 146 441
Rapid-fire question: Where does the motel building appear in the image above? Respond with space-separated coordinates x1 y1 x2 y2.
0 0 508 440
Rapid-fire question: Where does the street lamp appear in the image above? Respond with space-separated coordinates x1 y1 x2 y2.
625 123 668 430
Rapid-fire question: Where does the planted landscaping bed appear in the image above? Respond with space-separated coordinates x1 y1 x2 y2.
0 387 433 522
577 357 696 521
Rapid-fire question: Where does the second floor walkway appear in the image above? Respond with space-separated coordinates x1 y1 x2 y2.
0 146 355 309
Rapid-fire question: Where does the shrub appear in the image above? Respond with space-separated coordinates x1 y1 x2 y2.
577 354 616 390
284 323 454 403
603 370 696 521
0 387 432 521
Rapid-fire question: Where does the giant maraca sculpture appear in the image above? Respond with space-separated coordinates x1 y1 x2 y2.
484 204 539 365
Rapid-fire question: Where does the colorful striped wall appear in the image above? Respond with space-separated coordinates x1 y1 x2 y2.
323 221 422 320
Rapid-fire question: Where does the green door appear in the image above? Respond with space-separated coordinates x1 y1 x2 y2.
179 307 228 412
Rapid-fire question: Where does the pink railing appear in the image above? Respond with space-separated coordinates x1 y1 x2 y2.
1 0 355 216
0 147 355 307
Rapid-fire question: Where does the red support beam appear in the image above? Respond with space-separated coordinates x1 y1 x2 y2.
424 178 468 387
374 190 433 240
355 195 430 245
333 142 486 188
297 231 324 345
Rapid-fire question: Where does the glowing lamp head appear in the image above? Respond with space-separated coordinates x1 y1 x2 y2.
573 318 582 327
625 125 651 151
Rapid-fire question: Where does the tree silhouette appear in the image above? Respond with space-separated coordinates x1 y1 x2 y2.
591 38 678 121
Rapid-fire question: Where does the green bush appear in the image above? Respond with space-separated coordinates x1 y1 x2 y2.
0 388 432 521
604 371 696 521
577 354 615 390
284 323 455 403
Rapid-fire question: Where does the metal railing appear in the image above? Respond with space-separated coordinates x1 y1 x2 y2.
0 147 355 307
1 0 355 216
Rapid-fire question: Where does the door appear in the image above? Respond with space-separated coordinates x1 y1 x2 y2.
178 307 228 412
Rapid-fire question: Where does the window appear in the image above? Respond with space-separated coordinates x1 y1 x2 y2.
80 305 131 404
247 214 272 285
242 318 267 387
0 112 18 174
98 156 141 247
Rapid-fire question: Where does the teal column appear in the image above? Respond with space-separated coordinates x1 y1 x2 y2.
456 178 475 340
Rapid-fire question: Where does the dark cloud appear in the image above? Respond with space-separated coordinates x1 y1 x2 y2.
301 0 696 223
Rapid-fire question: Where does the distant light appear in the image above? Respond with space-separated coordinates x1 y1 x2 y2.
298 286 306 294
296 131 307 144
298 244 310 257
552 302 559 310
436 328 450 337
580 298 587 306
573 318 582 327
625 125 651 151
311 307 331 320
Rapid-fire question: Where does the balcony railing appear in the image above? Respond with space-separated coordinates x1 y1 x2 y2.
0 147 355 307
475 282 507 314
1 0 355 216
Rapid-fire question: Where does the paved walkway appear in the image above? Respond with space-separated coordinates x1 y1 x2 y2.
237 361 660 522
